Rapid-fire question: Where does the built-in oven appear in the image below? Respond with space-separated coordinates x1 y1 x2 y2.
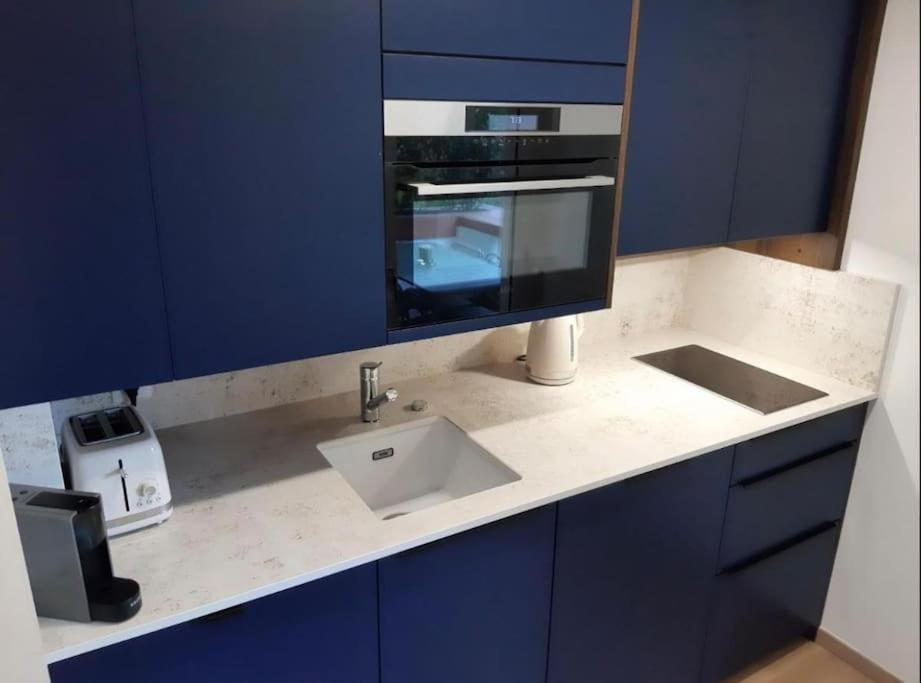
384 100 622 341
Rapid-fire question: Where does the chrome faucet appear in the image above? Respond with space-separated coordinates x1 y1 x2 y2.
360 362 398 423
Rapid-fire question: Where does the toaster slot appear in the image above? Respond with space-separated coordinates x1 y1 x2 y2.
75 413 107 444
106 408 142 438
71 407 144 446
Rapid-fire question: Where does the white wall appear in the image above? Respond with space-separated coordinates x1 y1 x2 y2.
824 0 921 680
0 404 63 488
0 444 51 683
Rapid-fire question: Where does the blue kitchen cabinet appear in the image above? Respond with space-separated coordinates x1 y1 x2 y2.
0 0 172 409
379 506 556 683
701 404 866 681
728 0 861 241
383 0 633 65
49 564 379 683
547 449 734 683
617 0 749 256
133 0 386 380
700 525 843 682
620 0 861 255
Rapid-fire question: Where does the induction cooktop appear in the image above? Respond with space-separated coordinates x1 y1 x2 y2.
634 344 828 414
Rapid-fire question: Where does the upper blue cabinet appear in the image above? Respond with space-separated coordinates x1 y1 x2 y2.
619 0 860 256
133 0 387 380
382 0 633 64
0 0 172 409
728 0 861 241
618 0 749 256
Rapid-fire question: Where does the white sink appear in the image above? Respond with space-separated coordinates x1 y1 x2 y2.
317 416 520 520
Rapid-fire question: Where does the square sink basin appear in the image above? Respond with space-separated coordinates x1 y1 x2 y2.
317 416 520 520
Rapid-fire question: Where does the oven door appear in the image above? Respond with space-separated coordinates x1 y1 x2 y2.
385 160 615 331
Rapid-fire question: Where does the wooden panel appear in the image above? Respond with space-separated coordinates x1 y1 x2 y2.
734 640 879 683
731 233 842 270
815 631 904 683
606 0 641 305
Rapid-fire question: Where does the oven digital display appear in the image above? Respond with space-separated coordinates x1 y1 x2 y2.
465 105 561 133
487 113 539 131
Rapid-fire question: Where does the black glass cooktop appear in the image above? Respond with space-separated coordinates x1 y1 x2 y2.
634 344 828 414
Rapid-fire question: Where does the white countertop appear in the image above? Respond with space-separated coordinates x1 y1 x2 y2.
39 328 875 663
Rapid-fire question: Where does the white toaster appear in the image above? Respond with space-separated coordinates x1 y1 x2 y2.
61 406 172 537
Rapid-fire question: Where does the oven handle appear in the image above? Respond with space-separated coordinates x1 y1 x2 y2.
403 175 615 196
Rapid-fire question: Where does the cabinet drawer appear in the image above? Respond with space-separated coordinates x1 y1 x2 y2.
383 53 626 104
701 524 841 683
731 404 866 484
720 444 857 570
382 0 631 65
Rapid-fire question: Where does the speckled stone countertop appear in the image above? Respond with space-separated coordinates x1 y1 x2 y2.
39 328 875 663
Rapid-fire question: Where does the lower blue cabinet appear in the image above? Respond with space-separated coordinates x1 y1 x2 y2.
379 506 556 683
547 449 734 683
48 564 379 683
48 409 865 683
700 524 843 683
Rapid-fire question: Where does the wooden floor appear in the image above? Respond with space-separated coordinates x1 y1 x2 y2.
734 641 878 683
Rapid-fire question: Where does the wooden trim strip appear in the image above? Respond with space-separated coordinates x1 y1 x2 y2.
816 629 905 683
827 0 889 266
605 0 641 307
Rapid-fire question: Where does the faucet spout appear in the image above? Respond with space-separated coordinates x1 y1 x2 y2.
367 388 399 411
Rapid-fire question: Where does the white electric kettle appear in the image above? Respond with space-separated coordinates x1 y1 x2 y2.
525 315 585 385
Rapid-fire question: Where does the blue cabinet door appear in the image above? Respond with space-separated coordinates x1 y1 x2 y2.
0 0 172 408
379 506 556 683
134 0 386 379
547 449 734 683
49 564 379 683
383 0 632 64
727 0 861 241
617 0 748 256
700 524 842 682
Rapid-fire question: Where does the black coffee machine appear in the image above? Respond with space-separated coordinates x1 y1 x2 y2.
10 484 141 623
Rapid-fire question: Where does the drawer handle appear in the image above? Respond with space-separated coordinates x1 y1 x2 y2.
721 521 838 576
403 175 615 196
193 604 245 624
736 441 857 488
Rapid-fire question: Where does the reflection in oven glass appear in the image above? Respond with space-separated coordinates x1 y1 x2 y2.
395 190 592 326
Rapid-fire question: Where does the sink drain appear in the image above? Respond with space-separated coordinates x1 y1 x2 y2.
382 511 409 521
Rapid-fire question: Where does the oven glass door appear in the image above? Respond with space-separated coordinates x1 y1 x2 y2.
387 163 615 330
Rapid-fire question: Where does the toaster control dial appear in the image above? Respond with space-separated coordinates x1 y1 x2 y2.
138 482 158 499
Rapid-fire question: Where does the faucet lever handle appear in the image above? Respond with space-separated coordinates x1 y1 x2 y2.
360 361 382 378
